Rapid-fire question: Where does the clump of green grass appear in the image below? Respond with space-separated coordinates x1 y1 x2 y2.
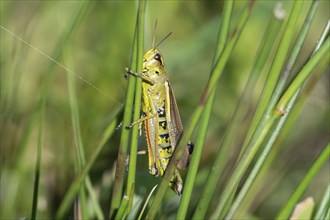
1 0 328 219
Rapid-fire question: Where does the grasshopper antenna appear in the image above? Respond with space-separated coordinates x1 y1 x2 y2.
152 19 158 48
154 32 172 49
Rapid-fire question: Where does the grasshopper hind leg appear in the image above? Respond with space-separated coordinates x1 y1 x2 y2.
169 169 183 196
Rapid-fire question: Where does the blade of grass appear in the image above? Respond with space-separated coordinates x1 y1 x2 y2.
275 37 329 115
324 209 330 220
210 2 305 218
217 18 329 220
85 178 104 219
289 197 315 220
67 51 88 219
279 20 329 142
66 47 104 219
177 1 234 219
236 17 330 219
138 185 158 220
115 195 129 220
241 0 304 153
214 35 329 219
314 184 330 220
56 106 122 219
115 183 134 220
111 0 146 218
123 183 135 219
276 143 330 219
31 1 92 219
125 0 146 214
193 4 284 219
225 2 320 218
226 91 297 219
109 39 137 218
109 2 142 217
145 1 256 219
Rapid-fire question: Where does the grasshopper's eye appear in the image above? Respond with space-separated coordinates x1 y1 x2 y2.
154 53 162 63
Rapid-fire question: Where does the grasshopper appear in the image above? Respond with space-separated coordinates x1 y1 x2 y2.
126 33 192 195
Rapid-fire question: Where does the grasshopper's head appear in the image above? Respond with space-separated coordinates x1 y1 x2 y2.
143 48 167 78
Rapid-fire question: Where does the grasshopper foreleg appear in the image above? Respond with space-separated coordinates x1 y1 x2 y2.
125 68 155 85
126 113 157 129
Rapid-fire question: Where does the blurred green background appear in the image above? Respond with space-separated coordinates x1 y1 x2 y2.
1 1 329 219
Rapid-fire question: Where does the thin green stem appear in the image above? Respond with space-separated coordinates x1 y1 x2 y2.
31 2 91 219
126 0 146 214
242 0 304 151
109 4 141 218
66 46 104 219
138 185 157 220
194 6 284 219
177 1 233 219
85 178 104 219
210 2 305 218
214 10 328 220
314 184 330 220
275 37 329 115
226 2 320 217
276 143 330 220
145 1 256 219
67 51 88 219
111 1 146 218
56 107 122 219
226 92 297 219
115 196 129 220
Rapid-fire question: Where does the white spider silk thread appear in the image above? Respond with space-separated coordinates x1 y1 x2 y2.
1 25 123 106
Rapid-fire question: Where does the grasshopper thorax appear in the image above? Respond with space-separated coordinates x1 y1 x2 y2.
143 48 167 78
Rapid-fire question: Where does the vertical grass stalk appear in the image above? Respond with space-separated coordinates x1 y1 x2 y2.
193 4 284 219
31 1 91 219
276 143 330 219
126 0 146 202
225 2 319 217
241 0 304 151
314 184 330 220
177 0 234 219
67 51 88 219
66 48 104 219
110 0 146 217
146 1 256 219
56 107 122 218
210 2 305 218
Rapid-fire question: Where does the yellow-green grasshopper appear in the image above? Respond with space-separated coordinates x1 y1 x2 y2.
126 33 192 195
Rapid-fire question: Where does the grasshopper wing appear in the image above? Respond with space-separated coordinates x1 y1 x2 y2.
165 81 190 170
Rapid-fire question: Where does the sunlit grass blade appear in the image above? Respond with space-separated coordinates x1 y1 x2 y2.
31 1 92 219
241 0 304 151
110 0 146 218
66 48 104 219
56 106 123 219
193 3 284 219
289 197 315 220
146 1 256 219
177 1 233 219
225 90 297 219
138 185 157 220
115 195 129 220
225 2 320 218
209 2 307 218
275 38 329 115
275 143 330 220
110 1 145 217
125 0 146 214
66 52 88 219
314 184 330 220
